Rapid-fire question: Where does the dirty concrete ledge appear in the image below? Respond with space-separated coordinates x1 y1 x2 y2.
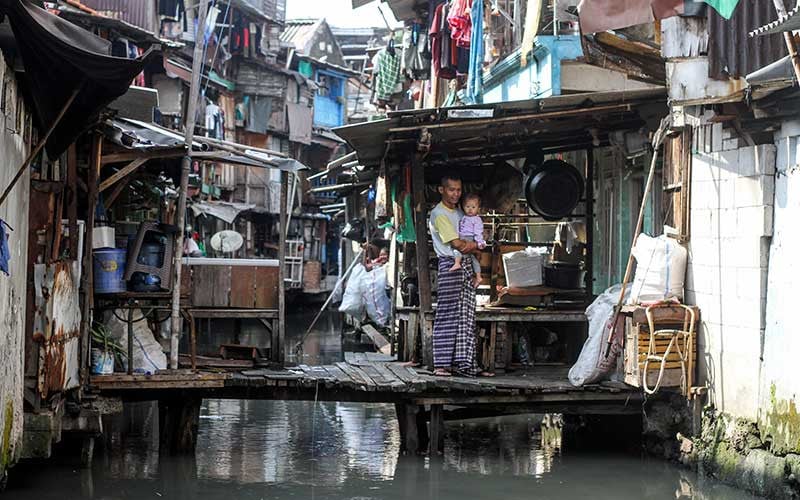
644 395 800 499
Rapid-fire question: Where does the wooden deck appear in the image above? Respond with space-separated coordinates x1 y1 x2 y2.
89 353 641 414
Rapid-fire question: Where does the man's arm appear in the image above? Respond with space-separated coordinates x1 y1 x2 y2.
451 238 479 254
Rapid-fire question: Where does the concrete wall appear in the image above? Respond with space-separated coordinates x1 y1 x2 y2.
759 120 800 456
684 115 775 421
0 53 31 478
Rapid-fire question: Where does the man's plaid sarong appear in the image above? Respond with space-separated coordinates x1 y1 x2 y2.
433 257 478 376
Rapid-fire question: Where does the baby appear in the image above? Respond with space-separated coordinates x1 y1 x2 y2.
450 193 485 287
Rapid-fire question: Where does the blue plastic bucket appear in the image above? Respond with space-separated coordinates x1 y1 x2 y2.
93 248 127 293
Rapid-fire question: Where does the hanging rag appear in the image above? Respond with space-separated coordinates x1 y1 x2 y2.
430 2 458 79
401 22 431 80
0 219 11 276
372 48 402 102
447 0 472 48
520 0 543 66
464 0 484 104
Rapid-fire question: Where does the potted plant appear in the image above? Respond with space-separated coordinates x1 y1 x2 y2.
90 322 126 375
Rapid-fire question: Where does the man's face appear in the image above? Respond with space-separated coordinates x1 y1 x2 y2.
438 179 462 207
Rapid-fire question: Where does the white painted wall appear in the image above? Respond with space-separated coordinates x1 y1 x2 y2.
0 52 31 474
685 119 775 420
758 121 800 449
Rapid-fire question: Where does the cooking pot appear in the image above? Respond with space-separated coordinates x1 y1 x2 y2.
544 261 585 290
524 159 584 220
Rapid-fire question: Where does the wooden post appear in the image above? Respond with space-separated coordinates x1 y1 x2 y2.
80 133 102 386
67 145 78 258
275 169 288 365
410 157 433 369
170 0 208 370
429 404 444 455
585 147 594 297
772 0 800 83
158 395 202 454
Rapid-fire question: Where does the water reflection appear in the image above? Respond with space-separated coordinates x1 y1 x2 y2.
5 312 761 499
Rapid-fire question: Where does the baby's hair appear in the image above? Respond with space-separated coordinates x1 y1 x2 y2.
463 193 481 204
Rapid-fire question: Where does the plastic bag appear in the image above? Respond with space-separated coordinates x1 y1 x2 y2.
105 309 167 374
363 264 391 327
338 263 367 319
628 233 687 304
568 284 629 386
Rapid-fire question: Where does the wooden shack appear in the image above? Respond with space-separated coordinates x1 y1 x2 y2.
328 88 670 381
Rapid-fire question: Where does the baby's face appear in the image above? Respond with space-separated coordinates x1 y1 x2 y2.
463 199 481 216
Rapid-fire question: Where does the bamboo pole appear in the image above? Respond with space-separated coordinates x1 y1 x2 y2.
0 85 81 208
170 0 208 370
603 117 670 358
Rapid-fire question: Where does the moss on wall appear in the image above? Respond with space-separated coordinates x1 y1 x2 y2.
1 400 13 486
760 384 800 456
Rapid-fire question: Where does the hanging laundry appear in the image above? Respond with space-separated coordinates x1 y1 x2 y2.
401 22 431 80
447 0 472 48
430 2 458 79
464 0 484 104
0 219 11 276
205 101 223 139
701 0 740 19
372 47 402 102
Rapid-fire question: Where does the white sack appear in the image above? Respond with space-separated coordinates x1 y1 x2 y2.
106 309 167 374
338 263 367 319
569 284 628 386
362 264 391 327
628 233 687 304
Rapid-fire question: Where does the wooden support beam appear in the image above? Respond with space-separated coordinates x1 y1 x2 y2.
80 133 102 388
429 404 444 456
410 158 434 369
275 169 288 365
67 144 78 258
103 177 131 209
158 395 202 454
98 157 147 193
100 147 185 165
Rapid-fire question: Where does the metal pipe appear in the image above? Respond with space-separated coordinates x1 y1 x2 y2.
170 0 207 370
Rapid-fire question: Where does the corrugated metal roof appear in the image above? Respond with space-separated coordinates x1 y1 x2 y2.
749 2 800 36
334 88 668 168
708 0 787 79
281 18 321 51
79 0 158 34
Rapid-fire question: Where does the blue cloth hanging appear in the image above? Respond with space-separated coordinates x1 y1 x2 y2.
0 219 12 276
464 0 485 104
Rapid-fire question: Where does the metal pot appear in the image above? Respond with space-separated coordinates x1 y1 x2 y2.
524 159 584 220
544 261 585 290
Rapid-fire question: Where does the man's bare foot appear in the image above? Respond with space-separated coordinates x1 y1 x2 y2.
478 371 495 377
434 368 452 377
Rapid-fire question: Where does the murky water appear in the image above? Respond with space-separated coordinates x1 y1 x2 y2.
6 307 759 499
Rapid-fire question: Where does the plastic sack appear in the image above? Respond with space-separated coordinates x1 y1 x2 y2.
502 247 547 287
338 263 367 319
568 284 629 386
628 233 688 304
105 309 167 374
363 264 391 327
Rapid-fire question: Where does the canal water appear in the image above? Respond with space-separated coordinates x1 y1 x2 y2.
6 307 760 499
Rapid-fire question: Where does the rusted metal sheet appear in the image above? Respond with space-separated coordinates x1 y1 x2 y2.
80 0 158 35
708 0 786 79
34 261 81 397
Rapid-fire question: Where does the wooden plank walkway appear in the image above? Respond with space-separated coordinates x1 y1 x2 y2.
88 356 642 413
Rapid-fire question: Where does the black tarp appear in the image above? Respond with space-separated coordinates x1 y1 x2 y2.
0 0 158 157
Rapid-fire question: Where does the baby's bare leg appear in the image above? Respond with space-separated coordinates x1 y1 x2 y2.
449 255 462 271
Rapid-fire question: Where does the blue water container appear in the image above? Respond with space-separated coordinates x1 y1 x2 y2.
93 248 127 293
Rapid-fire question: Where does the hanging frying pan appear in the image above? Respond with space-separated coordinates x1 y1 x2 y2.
524 159 584 220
